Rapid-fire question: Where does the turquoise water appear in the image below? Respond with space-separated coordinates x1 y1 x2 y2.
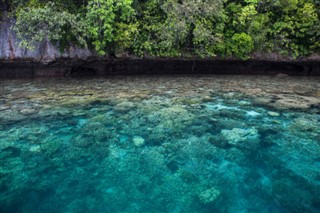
0 76 320 213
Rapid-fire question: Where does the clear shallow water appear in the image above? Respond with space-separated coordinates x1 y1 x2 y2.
0 75 320 213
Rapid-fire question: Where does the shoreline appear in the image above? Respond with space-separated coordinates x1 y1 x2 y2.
1 58 320 78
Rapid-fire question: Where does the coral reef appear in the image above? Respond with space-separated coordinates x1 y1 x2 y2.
132 136 145 147
220 127 260 150
199 187 221 205
0 76 319 213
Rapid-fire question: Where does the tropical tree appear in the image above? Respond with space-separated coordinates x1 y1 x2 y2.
14 2 87 49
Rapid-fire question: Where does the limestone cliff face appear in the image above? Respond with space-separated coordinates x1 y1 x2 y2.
0 12 319 78
0 16 94 63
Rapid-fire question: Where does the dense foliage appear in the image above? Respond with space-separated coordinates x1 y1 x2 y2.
3 0 320 58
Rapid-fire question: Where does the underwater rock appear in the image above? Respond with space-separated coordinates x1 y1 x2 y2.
238 100 251 106
61 95 102 107
29 145 41 153
254 97 273 106
221 127 260 150
94 128 112 143
0 110 26 123
272 94 320 109
177 169 199 183
73 135 95 148
267 111 280 117
139 99 163 114
140 147 166 172
19 108 38 115
41 138 63 157
132 136 145 147
148 105 194 137
179 98 201 105
189 124 211 136
114 101 135 112
222 147 247 164
202 96 212 102
114 90 150 101
199 187 221 204
81 122 113 142
312 89 320 98
89 114 116 127
289 116 319 134
208 135 228 148
246 110 261 117
0 105 10 111
147 130 169 145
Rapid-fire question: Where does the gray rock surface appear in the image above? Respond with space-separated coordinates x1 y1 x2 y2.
0 16 93 63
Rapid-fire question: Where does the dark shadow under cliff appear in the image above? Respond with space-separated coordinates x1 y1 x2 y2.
0 59 319 78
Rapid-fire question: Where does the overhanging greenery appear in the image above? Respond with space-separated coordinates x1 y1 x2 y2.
3 0 320 59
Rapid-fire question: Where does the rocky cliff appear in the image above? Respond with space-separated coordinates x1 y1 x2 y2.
0 16 93 63
0 15 319 78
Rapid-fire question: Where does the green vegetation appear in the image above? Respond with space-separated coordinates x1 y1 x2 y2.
3 0 320 59
14 2 87 50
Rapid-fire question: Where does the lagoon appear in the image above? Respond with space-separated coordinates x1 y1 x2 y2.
0 75 320 213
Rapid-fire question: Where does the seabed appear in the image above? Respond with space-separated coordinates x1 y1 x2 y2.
0 75 320 213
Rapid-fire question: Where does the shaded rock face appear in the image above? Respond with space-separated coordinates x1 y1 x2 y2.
0 17 93 63
0 59 319 78
0 1 9 13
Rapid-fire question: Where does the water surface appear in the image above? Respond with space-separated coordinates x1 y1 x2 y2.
0 75 320 213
